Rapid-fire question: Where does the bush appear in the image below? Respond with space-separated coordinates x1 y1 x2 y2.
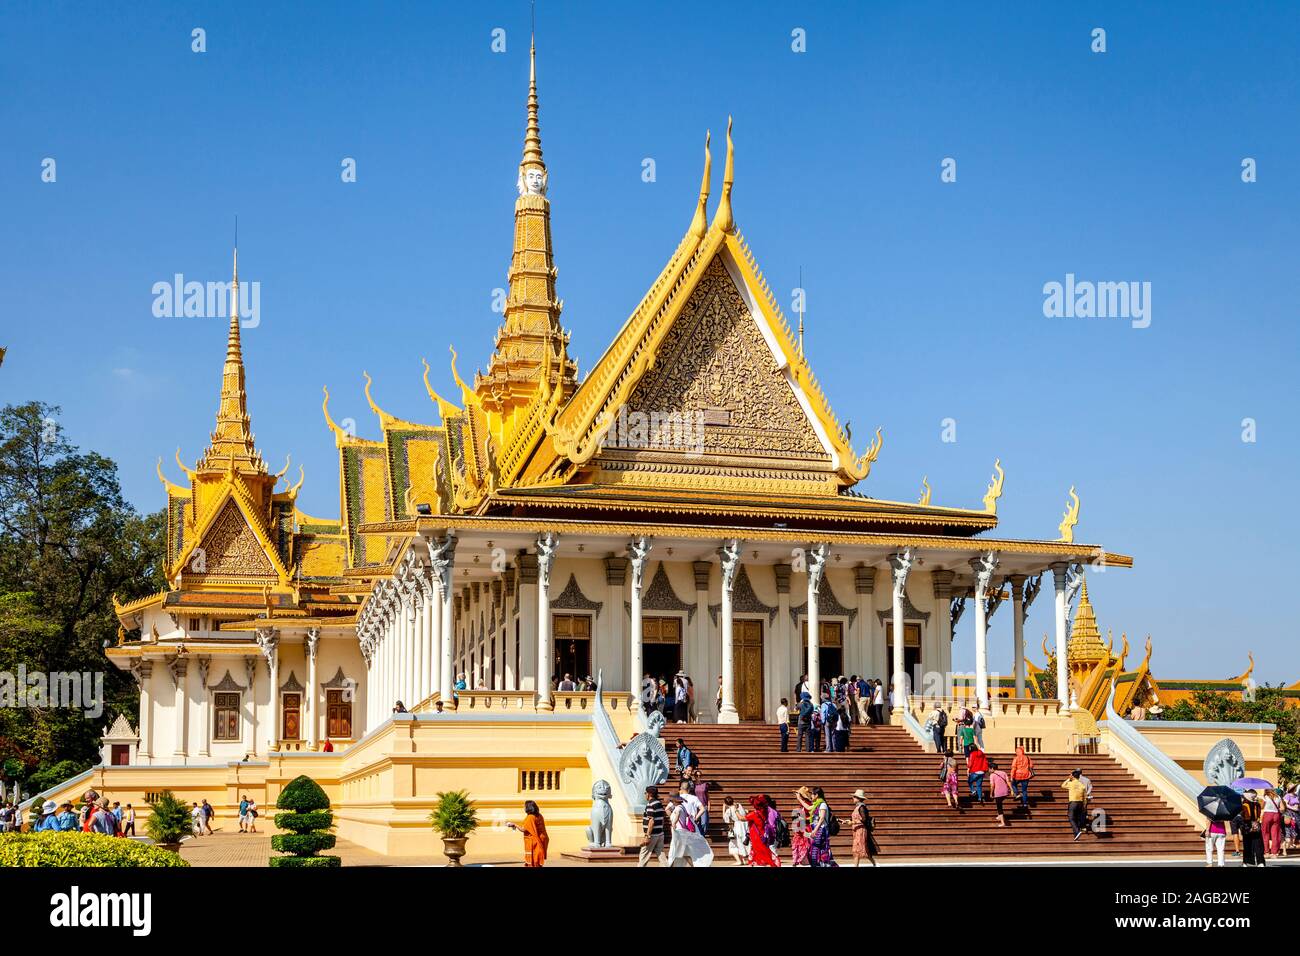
429 790 478 839
273 810 332 833
144 791 192 845
25 759 87 797
271 831 336 855
0 831 188 867
276 775 331 813
271 775 338 867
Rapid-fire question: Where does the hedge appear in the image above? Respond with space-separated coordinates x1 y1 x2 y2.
269 854 341 868
273 810 333 833
271 832 337 856
0 832 189 868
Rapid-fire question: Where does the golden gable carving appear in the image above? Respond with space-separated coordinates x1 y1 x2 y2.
621 258 826 462
198 500 276 578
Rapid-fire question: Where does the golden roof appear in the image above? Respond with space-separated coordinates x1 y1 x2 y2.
1068 577 1107 662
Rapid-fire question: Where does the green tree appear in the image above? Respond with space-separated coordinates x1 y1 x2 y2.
1162 686 1299 782
0 402 165 786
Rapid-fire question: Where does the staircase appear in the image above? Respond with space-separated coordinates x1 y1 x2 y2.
666 723 1205 860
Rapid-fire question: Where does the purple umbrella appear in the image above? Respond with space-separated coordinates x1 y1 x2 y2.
1229 777 1273 791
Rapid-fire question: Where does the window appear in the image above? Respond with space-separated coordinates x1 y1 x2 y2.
326 689 352 739
214 692 240 741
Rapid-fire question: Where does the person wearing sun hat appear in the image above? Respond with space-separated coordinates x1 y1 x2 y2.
35 800 59 832
851 789 877 867
52 800 78 831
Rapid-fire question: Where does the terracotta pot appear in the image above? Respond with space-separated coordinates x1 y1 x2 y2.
441 836 468 866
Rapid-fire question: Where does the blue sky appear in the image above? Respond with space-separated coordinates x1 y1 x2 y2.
2 2 1296 682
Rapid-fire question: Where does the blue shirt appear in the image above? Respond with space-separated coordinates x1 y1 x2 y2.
677 746 693 771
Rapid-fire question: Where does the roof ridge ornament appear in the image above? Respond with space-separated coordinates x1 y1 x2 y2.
1057 485 1080 542
982 458 1005 514
688 130 711 238
710 117 735 234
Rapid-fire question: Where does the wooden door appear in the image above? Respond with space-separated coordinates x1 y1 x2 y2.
282 692 301 740
733 619 764 720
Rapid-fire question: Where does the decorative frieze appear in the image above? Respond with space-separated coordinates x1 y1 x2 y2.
791 572 858 628
551 573 604 618
709 565 778 626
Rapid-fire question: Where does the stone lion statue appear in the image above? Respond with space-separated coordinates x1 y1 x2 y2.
586 779 614 848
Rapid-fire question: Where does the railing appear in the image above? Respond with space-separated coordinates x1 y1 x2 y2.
453 690 538 712
899 698 931 750
910 696 1064 721
591 671 643 814
1098 685 1203 824
1013 736 1044 754
554 690 635 715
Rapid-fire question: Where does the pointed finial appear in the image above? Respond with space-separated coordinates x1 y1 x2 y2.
689 130 712 238
982 459 1005 514
1057 486 1081 542
711 116 735 233
517 25 547 196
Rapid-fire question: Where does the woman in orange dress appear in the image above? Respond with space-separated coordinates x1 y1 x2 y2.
507 800 550 867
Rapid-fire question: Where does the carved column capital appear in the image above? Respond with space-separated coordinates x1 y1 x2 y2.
854 564 877 595
627 536 652 591
536 532 559 593
807 543 829 592
930 568 955 600
718 539 742 594
773 562 792 595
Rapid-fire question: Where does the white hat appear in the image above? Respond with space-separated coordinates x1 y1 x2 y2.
42 800 57 814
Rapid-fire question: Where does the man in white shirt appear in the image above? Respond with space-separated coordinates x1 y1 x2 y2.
776 698 790 752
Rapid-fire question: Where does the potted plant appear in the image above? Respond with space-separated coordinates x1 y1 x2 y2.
143 791 192 852
429 790 478 866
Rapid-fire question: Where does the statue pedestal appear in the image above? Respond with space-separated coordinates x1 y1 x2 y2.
560 845 639 864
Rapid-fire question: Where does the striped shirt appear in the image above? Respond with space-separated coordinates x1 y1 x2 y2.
643 799 665 837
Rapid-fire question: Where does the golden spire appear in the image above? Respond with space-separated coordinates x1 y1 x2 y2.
477 28 576 416
1068 576 1107 663
520 33 545 181
711 116 735 233
689 130 711 238
199 245 264 474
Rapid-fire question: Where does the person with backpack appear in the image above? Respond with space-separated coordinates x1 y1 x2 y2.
836 704 852 753
1010 745 1035 813
967 747 989 804
850 789 878 867
762 794 784 865
971 705 987 749
796 692 815 752
958 717 978 756
925 703 947 753
820 693 836 753
667 791 713 867
744 795 777 867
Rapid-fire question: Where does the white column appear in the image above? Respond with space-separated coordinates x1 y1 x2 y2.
888 550 915 723
806 543 828 696
244 656 258 756
628 537 651 711
259 628 279 750
718 539 742 724
404 596 416 708
136 660 153 763
536 532 558 711
1009 575 1026 697
306 628 320 748
1051 562 1069 707
431 534 456 708
197 657 211 758
172 657 188 761
971 552 997 709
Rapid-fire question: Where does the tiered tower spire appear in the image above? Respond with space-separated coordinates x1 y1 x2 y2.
476 34 577 417
199 246 266 475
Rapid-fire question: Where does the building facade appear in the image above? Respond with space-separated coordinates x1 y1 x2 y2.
110 41 1132 761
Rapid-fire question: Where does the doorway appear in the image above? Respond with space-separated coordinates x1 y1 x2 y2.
733 619 765 720
885 622 923 694
553 613 592 682
801 620 844 680
643 615 683 683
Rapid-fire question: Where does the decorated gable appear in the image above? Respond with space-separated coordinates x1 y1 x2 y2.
194 499 277 580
